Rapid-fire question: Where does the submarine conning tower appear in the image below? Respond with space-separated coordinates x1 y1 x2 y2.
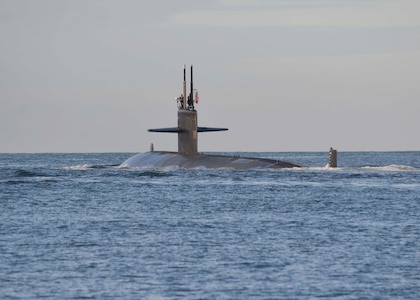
148 65 228 156
178 109 198 155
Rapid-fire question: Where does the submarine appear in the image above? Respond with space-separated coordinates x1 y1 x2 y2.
121 65 305 169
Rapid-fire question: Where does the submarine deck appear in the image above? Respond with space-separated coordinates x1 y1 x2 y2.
121 151 305 170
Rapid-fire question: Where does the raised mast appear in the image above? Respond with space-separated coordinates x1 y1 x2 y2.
183 64 187 109
190 65 194 110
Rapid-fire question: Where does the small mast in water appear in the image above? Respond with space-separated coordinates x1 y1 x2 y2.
148 65 228 155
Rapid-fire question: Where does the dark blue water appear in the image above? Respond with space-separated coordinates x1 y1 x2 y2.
1 152 419 299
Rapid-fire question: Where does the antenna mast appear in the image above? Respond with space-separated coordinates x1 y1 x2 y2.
183 64 187 109
190 65 194 110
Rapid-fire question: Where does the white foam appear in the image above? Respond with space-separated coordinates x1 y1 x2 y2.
63 164 93 170
361 164 417 172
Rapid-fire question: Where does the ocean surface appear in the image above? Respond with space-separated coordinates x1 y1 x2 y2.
1 151 419 299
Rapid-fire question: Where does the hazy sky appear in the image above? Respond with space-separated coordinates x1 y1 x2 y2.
1 0 419 152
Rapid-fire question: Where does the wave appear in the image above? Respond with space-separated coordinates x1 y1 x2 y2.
13 169 46 177
63 164 93 170
0 169 57 185
63 164 120 171
360 164 417 172
261 164 418 173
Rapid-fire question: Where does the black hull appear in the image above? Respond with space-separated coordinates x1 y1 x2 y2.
121 152 305 170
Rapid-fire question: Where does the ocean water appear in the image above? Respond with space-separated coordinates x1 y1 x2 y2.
0 151 419 299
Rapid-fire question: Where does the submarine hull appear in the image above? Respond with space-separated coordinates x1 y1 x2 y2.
121 151 304 170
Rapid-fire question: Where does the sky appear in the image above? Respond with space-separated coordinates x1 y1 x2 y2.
1 0 419 153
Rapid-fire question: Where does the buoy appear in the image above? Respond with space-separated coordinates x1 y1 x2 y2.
329 147 337 167
150 143 154 152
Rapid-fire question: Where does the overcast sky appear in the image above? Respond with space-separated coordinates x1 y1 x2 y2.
1 0 419 152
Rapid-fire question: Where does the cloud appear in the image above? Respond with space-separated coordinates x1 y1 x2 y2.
167 0 420 28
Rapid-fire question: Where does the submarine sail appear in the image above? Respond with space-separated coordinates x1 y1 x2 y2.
147 65 228 156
